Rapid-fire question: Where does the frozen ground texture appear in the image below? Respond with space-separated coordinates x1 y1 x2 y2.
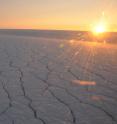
0 31 117 124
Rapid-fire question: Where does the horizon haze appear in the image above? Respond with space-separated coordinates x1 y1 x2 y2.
0 0 117 32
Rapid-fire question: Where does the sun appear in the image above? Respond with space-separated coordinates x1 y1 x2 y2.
92 22 106 35
94 24 105 33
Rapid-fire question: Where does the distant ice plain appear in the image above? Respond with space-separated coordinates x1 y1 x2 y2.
0 30 117 124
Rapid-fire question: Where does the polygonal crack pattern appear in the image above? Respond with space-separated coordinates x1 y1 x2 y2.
0 34 117 124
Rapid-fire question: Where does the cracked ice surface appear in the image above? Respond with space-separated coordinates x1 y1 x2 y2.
0 33 117 124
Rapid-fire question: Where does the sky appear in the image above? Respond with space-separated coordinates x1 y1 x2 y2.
0 0 117 31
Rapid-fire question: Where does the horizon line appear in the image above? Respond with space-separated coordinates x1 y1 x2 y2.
0 28 117 33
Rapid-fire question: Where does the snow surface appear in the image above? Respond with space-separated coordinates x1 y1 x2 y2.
0 30 117 124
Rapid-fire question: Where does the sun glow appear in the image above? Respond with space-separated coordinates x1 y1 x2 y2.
91 12 109 35
92 22 106 35
94 23 105 33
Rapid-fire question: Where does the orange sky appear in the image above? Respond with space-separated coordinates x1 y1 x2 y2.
0 0 117 31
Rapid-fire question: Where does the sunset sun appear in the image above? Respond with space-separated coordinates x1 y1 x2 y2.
94 24 105 33
91 11 108 35
92 22 106 35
